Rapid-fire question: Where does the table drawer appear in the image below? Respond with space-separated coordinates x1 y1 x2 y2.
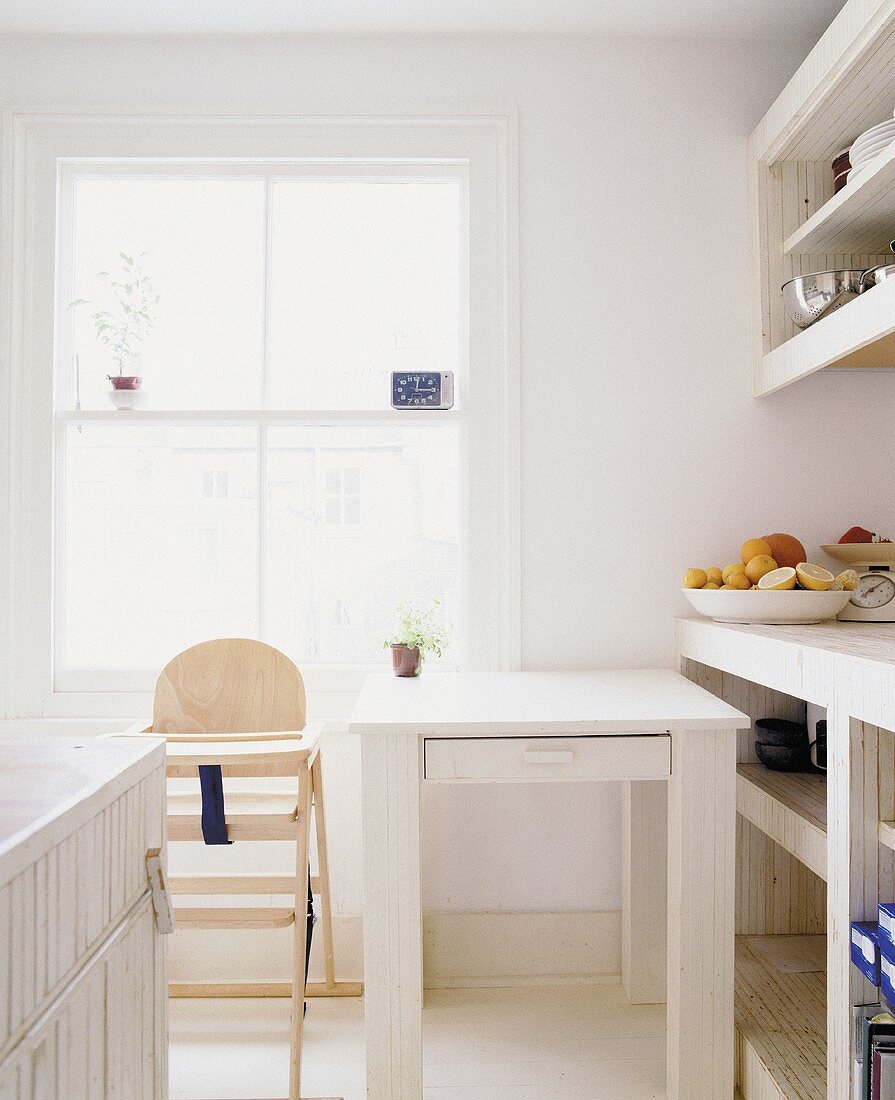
423 735 670 783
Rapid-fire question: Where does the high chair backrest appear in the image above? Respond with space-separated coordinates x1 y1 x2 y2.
153 637 307 735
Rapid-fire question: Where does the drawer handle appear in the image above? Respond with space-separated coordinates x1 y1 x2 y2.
523 750 574 765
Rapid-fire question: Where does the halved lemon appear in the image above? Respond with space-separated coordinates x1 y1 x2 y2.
757 566 797 591
795 562 835 591
833 569 860 592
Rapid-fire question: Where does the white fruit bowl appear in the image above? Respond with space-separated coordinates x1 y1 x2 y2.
682 587 853 625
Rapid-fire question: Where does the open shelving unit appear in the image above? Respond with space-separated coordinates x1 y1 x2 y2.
677 616 895 1100
749 0 895 396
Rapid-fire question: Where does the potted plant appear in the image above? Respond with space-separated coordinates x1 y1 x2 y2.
69 252 158 407
383 600 448 677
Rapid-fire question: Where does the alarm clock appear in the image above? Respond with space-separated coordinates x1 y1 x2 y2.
821 544 895 622
391 371 454 409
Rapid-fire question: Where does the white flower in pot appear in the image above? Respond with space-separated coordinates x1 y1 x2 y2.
383 599 449 677
69 252 158 408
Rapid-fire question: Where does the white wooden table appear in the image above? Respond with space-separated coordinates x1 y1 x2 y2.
349 669 749 1100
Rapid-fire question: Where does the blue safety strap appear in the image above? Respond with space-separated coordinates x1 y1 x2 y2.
197 764 232 845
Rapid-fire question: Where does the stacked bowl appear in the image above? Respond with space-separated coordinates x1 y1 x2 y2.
848 116 895 186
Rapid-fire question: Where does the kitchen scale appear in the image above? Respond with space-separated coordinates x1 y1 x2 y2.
821 544 895 622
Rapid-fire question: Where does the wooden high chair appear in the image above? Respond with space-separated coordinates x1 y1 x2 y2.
123 637 359 1100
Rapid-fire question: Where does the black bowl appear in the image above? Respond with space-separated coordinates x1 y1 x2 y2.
755 741 808 772
755 718 809 748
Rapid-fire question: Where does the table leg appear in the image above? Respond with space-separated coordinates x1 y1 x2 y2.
622 779 667 1004
666 727 736 1100
361 730 423 1100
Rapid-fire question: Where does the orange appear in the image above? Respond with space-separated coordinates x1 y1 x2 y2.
741 538 772 564
763 533 807 570
744 554 778 584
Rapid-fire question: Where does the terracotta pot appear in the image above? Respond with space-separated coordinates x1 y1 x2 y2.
391 643 422 677
108 375 142 391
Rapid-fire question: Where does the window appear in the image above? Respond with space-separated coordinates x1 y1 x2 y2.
58 166 463 680
2 113 517 713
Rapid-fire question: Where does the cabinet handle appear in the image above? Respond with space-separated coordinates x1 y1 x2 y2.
146 849 175 934
523 750 573 765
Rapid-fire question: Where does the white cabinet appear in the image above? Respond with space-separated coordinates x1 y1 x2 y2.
0 737 168 1099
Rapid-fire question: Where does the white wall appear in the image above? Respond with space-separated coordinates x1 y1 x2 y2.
5 33 887 937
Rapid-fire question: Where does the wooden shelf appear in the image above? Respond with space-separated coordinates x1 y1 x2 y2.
735 935 826 1100
753 2 895 164
784 141 895 255
880 819 895 851
737 765 827 880
756 276 895 396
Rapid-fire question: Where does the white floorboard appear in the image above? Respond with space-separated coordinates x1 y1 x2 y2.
169 985 666 1100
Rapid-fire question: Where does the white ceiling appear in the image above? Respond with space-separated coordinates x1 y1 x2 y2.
0 0 848 39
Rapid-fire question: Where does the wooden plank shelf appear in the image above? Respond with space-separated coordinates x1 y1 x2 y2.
752 2 895 164
735 935 826 1100
737 765 827 881
756 275 895 396
784 141 895 255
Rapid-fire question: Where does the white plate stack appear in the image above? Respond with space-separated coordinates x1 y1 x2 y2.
847 116 895 185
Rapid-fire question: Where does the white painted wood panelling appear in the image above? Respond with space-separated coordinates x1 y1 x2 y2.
666 725 737 1100
0 738 168 1099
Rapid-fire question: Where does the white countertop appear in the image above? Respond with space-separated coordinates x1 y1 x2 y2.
0 737 165 887
348 669 750 736
678 616 895 670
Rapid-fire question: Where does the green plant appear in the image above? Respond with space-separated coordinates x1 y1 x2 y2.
69 252 158 376
383 599 449 662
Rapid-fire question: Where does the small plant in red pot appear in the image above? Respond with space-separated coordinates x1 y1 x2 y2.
383 600 449 677
69 252 158 409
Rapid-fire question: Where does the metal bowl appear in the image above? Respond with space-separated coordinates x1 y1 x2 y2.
781 269 866 328
861 262 895 288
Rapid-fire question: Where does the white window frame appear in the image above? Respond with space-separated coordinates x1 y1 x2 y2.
0 109 520 719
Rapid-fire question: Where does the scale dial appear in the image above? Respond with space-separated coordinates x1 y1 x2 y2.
851 573 895 609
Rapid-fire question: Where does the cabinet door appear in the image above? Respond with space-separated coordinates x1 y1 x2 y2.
0 771 164 1050
0 896 166 1100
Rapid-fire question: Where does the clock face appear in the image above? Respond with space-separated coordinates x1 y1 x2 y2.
851 572 895 609
391 371 454 409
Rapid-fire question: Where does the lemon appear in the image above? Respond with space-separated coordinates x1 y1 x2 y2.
702 582 720 590
683 568 708 589
757 566 797 590
726 572 751 590
745 554 778 584
705 566 723 585
833 569 860 592
741 538 772 564
722 562 746 584
796 563 834 591
719 584 735 590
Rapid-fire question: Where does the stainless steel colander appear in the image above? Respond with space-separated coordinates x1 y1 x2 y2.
781 269 866 329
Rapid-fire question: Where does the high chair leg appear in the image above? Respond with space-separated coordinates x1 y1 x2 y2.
311 752 337 991
289 768 313 1100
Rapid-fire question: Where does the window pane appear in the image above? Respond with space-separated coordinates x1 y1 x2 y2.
68 178 264 409
62 425 259 669
268 180 461 409
265 424 459 664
